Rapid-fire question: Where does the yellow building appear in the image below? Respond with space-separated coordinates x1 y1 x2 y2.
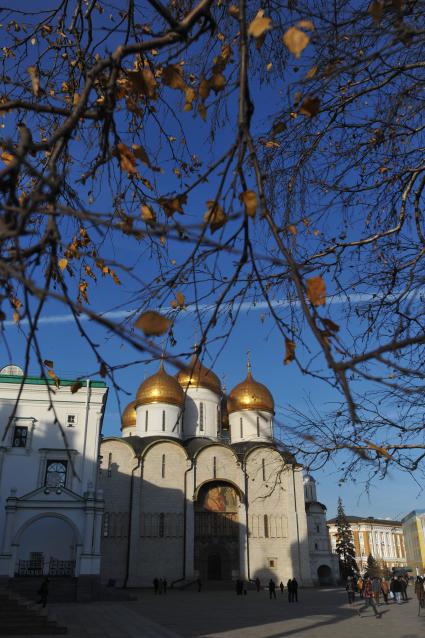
327 516 406 572
401 510 425 573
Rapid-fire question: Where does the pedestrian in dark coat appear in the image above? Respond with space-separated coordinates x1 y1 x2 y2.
197 578 202 592
269 579 277 599
255 577 261 592
346 577 355 604
400 576 408 601
279 581 284 596
291 578 299 602
153 577 159 594
37 577 49 608
287 578 293 602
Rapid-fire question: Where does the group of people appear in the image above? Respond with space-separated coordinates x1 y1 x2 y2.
265 578 299 601
152 577 168 594
346 573 420 618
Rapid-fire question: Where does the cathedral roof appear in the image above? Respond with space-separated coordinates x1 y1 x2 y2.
176 354 221 395
121 400 137 430
227 366 274 414
135 363 185 409
306 501 327 512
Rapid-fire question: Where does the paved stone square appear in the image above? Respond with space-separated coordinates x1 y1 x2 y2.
6 587 424 638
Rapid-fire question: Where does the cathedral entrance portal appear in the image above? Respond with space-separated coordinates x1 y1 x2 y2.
207 554 221 580
194 482 240 581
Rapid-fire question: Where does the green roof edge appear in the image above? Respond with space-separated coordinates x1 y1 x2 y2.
0 374 107 388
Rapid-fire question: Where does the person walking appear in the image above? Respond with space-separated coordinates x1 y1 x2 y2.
153 577 159 594
380 577 389 604
415 576 424 615
279 581 284 596
400 575 408 601
37 577 49 608
393 576 402 604
291 578 298 602
269 579 277 600
287 578 293 602
197 578 202 592
358 577 381 618
346 576 355 605
357 576 364 598
372 576 380 605
255 577 261 593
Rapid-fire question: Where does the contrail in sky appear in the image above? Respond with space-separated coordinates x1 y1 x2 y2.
3 289 422 327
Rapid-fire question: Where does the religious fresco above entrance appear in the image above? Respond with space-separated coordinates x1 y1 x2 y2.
196 483 238 513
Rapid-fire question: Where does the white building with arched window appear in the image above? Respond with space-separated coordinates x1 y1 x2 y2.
0 366 108 600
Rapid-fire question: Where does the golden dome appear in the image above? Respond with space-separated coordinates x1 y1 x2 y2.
135 364 185 408
227 368 274 414
176 355 221 395
121 400 137 429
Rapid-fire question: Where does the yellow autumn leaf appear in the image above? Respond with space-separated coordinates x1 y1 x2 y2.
198 102 207 121
241 190 258 218
141 204 156 224
27 65 41 96
209 74 226 93
228 4 239 19
176 292 185 308
158 195 187 217
116 142 137 175
47 368 60 388
204 200 227 233
284 338 296 364
71 380 83 394
248 11 272 39
1 151 14 164
162 65 186 90
299 96 321 117
306 276 326 306
297 19 315 31
58 258 68 271
305 65 318 79
135 310 170 336
283 27 310 58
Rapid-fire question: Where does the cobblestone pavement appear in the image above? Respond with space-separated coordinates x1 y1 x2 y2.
4 587 424 637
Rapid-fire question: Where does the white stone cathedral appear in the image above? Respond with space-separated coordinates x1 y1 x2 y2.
99 357 337 587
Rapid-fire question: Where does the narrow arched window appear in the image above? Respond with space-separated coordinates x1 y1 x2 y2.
162 410 165 431
199 403 204 431
262 458 266 482
240 417 243 438
161 454 165 478
213 456 217 479
145 410 148 432
256 416 260 437
264 514 269 538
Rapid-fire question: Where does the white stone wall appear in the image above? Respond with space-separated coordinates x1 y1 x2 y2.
98 438 135 586
130 440 188 586
182 387 220 440
229 410 273 444
245 448 312 586
135 403 182 439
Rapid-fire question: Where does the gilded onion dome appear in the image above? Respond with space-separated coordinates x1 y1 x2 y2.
135 363 185 409
176 355 221 395
121 400 137 429
227 367 274 414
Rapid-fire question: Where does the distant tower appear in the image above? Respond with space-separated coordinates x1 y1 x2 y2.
303 474 317 503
